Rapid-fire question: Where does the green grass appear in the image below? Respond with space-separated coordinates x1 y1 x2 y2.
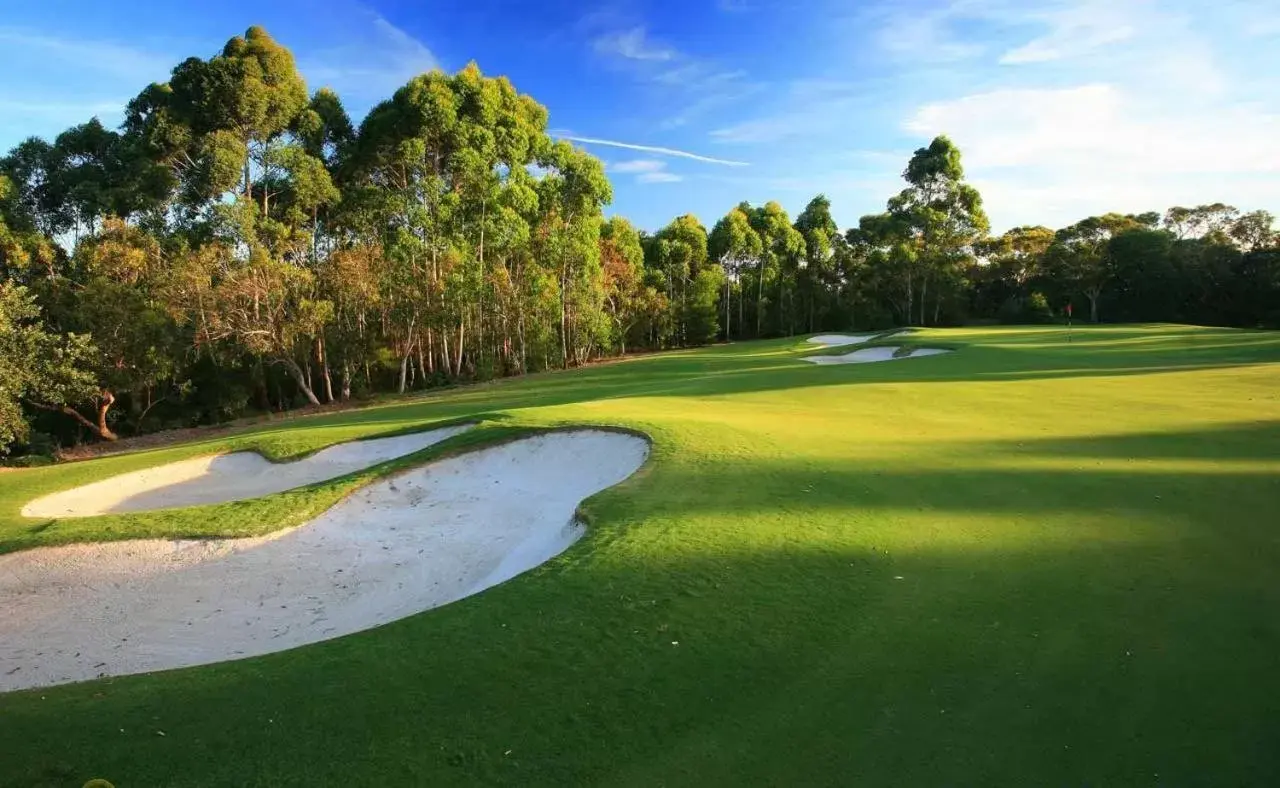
2 323 1279 786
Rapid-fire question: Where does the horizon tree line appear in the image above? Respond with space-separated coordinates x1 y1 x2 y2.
1 25 1277 455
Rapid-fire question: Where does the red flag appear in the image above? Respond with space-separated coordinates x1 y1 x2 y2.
1066 303 1073 317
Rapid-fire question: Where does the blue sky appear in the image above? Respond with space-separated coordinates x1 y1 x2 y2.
2 0 1278 232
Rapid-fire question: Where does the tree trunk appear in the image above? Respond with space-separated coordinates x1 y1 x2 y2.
920 275 929 327
560 267 569 367
905 269 914 326
33 395 118 441
454 321 465 378
254 359 270 411
440 329 451 378
317 337 334 403
279 359 321 406
724 270 731 341
756 261 765 337
1088 290 1101 323
341 363 352 401
738 275 744 340
397 351 410 394
95 391 117 439
519 311 527 374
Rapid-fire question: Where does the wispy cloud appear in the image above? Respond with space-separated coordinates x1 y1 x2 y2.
708 80 884 145
999 1 1137 64
874 7 985 63
606 157 683 184
0 28 173 81
592 27 675 61
0 98 126 118
611 159 666 173
638 170 683 183
583 14 755 131
300 12 439 102
562 135 749 166
868 0 1142 66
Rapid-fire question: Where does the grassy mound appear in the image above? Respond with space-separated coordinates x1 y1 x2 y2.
2 324 1279 786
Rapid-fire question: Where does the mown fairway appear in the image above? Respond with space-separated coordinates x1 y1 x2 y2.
2 324 1279 786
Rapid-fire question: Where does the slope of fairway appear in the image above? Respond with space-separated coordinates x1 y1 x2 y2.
1 324 1279 787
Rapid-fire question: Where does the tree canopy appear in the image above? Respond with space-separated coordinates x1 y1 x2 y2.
1 25 1277 455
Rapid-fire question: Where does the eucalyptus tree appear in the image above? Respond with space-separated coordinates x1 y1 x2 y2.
793 195 838 333
533 139 611 366
649 214 709 345
1041 213 1146 322
599 216 645 353
708 206 761 340
0 281 98 449
745 201 804 337
883 135 988 325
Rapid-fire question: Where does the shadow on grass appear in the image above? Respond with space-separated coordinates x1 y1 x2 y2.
2 532 1276 787
3 412 1279 785
267 327 1280 435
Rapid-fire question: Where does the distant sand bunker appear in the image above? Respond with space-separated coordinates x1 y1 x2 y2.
806 334 880 347
21 425 472 519
804 330 911 348
1 430 649 692
804 346 952 365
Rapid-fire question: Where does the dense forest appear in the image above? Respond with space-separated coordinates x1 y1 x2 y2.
1 26 1277 457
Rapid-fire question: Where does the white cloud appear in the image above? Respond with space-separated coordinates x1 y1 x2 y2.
999 1 1138 64
592 27 676 62
904 83 1280 228
876 8 985 62
638 170 683 183
0 28 174 81
709 81 879 145
0 98 126 119
868 0 1145 66
611 159 667 173
583 16 755 131
560 135 749 166
605 157 683 184
300 13 439 101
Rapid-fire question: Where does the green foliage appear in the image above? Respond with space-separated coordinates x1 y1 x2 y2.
0 282 97 452
2 24 1278 453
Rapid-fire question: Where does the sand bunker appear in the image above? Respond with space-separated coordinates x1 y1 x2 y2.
806 334 880 347
804 329 912 349
22 425 472 519
803 346 952 365
1 430 648 692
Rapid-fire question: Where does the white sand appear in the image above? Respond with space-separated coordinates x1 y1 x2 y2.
803 346 953 365
0 430 648 693
21 425 472 519
806 334 879 347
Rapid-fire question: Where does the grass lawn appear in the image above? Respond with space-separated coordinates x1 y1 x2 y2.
2 324 1279 786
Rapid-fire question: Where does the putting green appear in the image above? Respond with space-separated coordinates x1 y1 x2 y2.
2 324 1279 786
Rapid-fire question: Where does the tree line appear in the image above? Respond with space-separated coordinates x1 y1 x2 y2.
1 26 1277 456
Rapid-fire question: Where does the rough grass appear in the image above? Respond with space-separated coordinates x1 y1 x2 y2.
2 324 1279 787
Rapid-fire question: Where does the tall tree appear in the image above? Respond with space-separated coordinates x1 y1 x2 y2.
1041 213 1145 322
708 206 762 340
885 135 988 326
794 194 839 333
746 201 804 337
